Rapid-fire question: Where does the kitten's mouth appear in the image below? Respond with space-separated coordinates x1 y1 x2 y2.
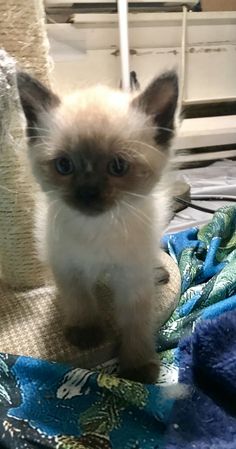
67 197 110 216
64 187 114 216
77 203 108 216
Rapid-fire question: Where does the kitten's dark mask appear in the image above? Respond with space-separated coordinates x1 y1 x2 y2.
17 71 178 216
44 138 160 216
51 146 130 215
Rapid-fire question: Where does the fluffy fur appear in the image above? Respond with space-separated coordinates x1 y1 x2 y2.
17 71 178 383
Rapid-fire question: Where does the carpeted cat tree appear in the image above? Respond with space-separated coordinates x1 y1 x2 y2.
0 0 180 369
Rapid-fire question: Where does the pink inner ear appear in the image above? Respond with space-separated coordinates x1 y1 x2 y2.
150 84 177 117
131 71 178 121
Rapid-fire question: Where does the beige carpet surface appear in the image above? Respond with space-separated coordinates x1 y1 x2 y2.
0 251 180 368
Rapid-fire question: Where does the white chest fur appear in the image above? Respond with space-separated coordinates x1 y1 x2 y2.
45 197 162 279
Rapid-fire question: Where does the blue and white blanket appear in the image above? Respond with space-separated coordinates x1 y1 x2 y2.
1 205 236 448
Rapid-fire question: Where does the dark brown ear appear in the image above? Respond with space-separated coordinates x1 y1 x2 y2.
16 72 60 140
132 71 178 146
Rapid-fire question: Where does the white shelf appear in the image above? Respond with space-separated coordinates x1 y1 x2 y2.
45 0 197 5
70 11 236 25
184 97 236 105
66 9 236 41
174 116 236 151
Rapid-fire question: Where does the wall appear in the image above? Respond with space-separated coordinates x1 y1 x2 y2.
46 11 236 154
47 12 236 102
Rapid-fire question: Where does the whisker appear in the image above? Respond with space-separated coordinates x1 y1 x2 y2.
116 200 129 240
49 199 63 238
121 200 149 229
123 190 147 200
121 214 129 240
121 146 155 171
44 189 58 196
53 209 63 239
12 126 50 134
110 208 115 225
27 126 49 132
49 197 61 206
29 142 53 152
121 200 154 231
28 138 53 143
126 139 165 158
125 200 153 225
138 125 175 135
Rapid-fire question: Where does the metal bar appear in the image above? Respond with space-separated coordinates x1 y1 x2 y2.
179 5 187 105
117 0 130 91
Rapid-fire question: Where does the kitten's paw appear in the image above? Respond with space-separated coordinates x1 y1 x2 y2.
64 324 105 349
154 266 169 285
120 357 160 384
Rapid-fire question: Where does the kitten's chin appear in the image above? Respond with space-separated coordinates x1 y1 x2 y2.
70 202 110 217
78 208 107 217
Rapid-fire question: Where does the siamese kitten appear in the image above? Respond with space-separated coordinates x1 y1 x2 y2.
17 71 178 384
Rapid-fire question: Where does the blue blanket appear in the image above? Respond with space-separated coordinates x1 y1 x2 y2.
165 311 236 449
0 205 236 448
158 205 236 384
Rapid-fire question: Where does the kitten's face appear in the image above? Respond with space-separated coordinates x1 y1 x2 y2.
42 135 160 216
17 72 178 216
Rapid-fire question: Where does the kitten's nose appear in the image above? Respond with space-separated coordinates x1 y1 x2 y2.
78 186 100 202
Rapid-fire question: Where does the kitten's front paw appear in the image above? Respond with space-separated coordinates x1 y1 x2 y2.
154 266 169 285
64 324 105 349
120 357 160 384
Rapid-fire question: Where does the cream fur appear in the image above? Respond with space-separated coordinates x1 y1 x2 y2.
29 81 177 384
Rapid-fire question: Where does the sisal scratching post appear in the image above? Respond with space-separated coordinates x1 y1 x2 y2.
0 0 51 289
0 0 50 85
0 51 48 290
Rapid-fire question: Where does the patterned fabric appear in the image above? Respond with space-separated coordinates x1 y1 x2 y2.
0 205 236 448
0 354 174 449
160 205 236 361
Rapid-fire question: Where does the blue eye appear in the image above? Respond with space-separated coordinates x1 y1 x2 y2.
107 156 129 177
55 157 74 175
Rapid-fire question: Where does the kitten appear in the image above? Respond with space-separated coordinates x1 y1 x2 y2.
17 71 178 384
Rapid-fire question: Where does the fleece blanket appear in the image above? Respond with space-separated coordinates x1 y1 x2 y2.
165 311 236 449
0 205 236 449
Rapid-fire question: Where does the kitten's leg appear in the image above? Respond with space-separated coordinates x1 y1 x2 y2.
111 266 160 384
54 268 104 349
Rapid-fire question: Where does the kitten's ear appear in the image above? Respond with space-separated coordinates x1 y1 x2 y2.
16 72 60 140
131 71 178 145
